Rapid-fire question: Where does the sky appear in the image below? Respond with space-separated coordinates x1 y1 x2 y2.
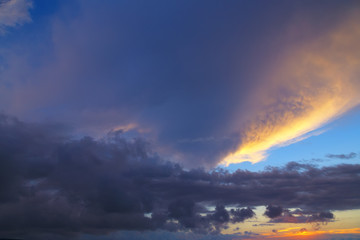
0 0 360 239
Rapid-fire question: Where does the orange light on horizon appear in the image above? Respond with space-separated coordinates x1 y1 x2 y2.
258 227 360 240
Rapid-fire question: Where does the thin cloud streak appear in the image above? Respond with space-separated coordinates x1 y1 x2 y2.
326 152 357 159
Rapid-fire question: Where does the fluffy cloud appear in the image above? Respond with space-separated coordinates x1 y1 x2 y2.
264 205 283 219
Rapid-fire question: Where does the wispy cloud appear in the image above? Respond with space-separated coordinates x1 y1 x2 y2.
0 0 32 34
326 152 357 159
222 12 360 165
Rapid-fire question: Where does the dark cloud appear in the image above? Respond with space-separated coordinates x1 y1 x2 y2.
268 208 334 224
309 211 334 222
326 152 357 159
264 205 283 219
243 231 259 236
0 114 360 239
211 205 230 224
167 199 210 231
230 207 255 223
253 224 274 227
166 201 253 233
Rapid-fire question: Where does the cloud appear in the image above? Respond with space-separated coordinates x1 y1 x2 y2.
267 208 334 224
230 207 255 223
0 114 253 237
310 212 334 222
0 0 32 34
1 0 249 166
222 11 360 165
326 152 357 159
1 1 358 168
0 114 360 239
264 205 283 219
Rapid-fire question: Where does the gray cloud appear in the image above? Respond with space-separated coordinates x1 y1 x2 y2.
268 208 334 224
0 114 360 239
326 152 357 159
264 205 283 219
230 207 255 223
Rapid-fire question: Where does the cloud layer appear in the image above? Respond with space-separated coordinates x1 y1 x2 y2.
1 1 359 167
0 114 359 239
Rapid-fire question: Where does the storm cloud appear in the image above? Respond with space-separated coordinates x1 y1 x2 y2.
0 114 360 239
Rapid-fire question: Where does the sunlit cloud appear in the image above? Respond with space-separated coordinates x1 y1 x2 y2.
110 122 152 135
222 13 360 165
111 123 138 133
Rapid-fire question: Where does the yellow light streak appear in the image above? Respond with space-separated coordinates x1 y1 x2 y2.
222 13 360 165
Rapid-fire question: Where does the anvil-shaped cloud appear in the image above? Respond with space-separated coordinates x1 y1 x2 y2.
222 13 360 165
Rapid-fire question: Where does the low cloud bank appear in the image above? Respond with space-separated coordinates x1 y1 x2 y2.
0 114 359 239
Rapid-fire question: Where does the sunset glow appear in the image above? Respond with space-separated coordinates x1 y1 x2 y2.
223 14 360 165
260 227 360 239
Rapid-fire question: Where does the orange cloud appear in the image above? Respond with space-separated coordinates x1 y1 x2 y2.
258 227 360 240
222 12 360 165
